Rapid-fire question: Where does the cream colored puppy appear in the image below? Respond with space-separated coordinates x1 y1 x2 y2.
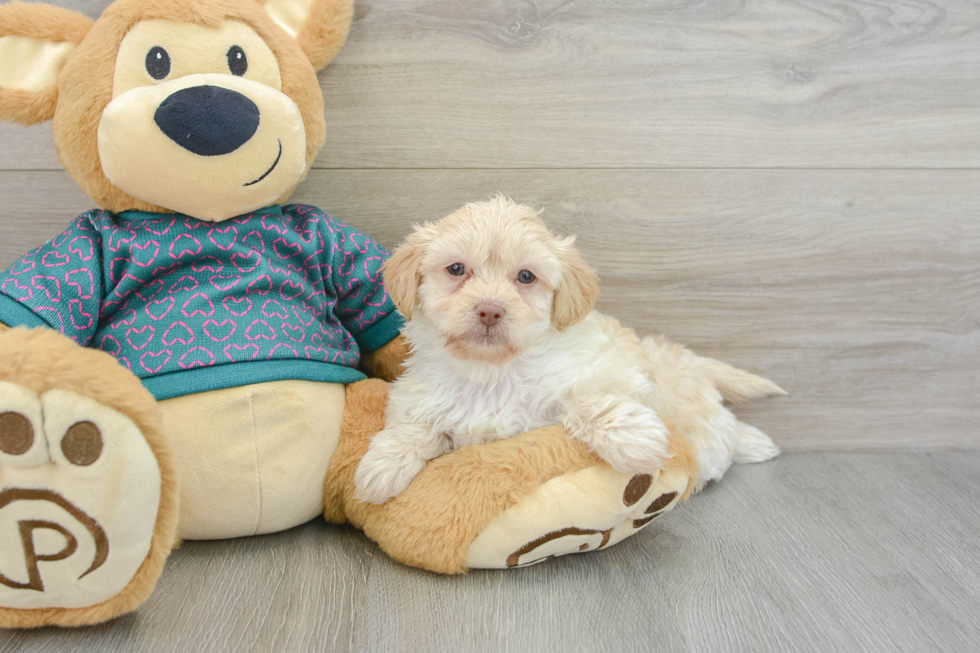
354 197 783 504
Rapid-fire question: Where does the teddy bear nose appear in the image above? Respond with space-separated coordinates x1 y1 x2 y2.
475 302 506 326
154 85 260 156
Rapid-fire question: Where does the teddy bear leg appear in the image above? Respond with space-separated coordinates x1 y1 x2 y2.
324 379 697 573
466 430 696 569
0 329 178 628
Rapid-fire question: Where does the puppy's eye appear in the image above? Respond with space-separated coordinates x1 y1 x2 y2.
146 46 171 80
517 270 536 284
447 263 466 276
227 46 248 76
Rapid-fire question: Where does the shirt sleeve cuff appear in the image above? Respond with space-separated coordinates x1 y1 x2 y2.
353 311 405 353
0 294 54 330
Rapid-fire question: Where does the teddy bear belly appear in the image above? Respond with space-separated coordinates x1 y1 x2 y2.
158 379 345 540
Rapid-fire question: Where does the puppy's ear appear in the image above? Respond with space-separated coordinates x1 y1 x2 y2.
383 228 430 321
0 2 93 125
552 237 600 332
261 0 354 71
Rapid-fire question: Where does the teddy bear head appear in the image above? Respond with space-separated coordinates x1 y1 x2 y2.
0 0 352 221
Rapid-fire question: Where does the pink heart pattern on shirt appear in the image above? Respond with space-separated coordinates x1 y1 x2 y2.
0 205 399 387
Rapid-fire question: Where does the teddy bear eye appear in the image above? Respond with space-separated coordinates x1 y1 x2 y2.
517 270 536 284
447 263 466 276
145 46 171 80
227 45 248 76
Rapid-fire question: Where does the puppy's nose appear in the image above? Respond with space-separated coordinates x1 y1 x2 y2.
154 85 260 156
475 302 506 326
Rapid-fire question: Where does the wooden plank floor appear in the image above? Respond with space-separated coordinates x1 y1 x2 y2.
1 452 978 652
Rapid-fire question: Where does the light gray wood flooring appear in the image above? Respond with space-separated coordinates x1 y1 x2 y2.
1 452 978 652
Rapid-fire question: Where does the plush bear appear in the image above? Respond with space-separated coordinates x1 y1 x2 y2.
0 0 697 628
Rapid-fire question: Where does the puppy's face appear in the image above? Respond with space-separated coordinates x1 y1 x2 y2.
385 198 600 364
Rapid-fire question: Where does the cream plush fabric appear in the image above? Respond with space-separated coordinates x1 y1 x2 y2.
161 380 344 539
0 386 160 608
0 35 74 92
467 462 690 569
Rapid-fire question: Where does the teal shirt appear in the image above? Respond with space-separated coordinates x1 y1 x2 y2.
0 204 403 400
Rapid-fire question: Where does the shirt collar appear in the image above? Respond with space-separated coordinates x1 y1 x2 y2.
115 205 284 223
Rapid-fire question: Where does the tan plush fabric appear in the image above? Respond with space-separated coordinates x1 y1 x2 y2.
257 0 352 71
466 444 693 568
261 0 314 37
0 388 162 608
160 380 345 540
360 334 411 382
0 328 178 628
99 67 308 221
0 0 350 213
0 1 93 43
325 380 697 574
291 0 352 71
50 0 329 214
0 0 361 627
0 2 93 125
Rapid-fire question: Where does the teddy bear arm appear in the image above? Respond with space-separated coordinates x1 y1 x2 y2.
359 334 411 382
324 377 598 571
0 321 8 331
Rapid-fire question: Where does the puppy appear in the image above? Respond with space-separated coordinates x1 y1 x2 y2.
354 197 783 504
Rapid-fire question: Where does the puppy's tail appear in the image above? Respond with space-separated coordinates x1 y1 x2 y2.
700 358 786 404
733 423 780 464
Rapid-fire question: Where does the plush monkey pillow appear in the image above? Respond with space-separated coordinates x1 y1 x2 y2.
0 0 696 629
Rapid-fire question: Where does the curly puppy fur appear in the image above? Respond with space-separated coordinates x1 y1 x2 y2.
355 198 784 502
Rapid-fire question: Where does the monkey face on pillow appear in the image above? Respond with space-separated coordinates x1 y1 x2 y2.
0 0 352 221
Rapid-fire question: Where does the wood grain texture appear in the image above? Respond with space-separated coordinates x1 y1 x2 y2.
1 169 976 451
3 0 980 169
1 452 978 652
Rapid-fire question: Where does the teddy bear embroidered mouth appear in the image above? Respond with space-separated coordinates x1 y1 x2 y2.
244 140 283 186
95 19 310 222
98 72 306 222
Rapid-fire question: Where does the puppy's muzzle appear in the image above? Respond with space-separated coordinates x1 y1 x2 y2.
475 302 506 327
154 85 260 156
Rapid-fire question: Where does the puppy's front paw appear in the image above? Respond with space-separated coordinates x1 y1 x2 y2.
567 396 672 475
354 431 427 504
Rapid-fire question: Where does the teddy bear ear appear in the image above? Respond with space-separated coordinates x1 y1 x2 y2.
0 1 93 125
261 0 354 71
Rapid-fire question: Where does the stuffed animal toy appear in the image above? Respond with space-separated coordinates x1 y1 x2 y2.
0 0 701 628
